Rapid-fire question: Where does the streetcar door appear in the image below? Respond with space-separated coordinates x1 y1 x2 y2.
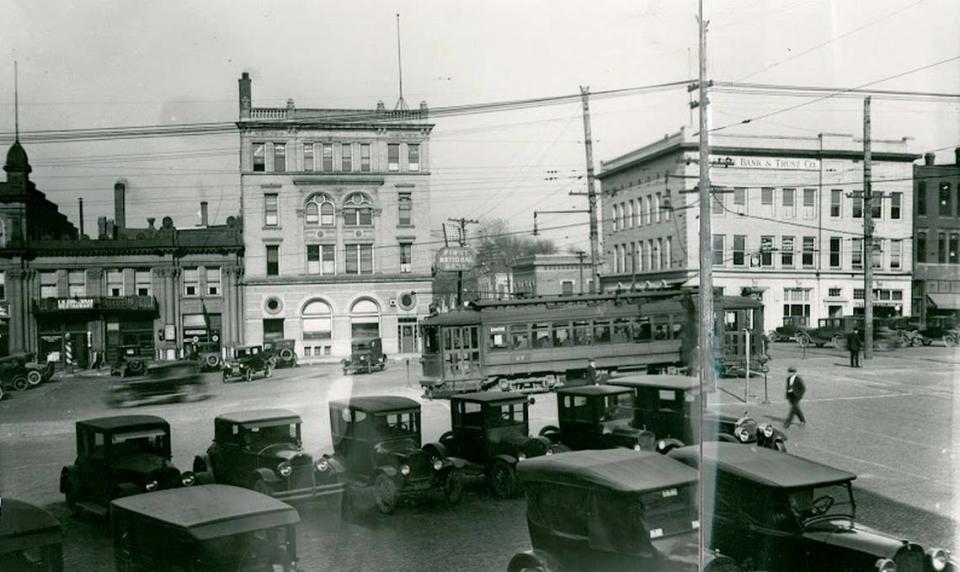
443 326 481 379
420 325 443 379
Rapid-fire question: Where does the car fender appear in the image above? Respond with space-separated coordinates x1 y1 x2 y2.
59 466 76 493
507 550 563 572
494 453 519 466
320 454 347 476
443 456 467 469
376 465 400 478
538 425 561 442
250 467 281 484
655 437 686 454
423 441 448 461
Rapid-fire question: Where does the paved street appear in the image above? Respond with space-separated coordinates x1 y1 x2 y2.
1 345 957 570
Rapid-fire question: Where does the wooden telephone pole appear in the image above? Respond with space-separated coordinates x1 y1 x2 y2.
580 87 601 293
863 96 874 360
448 217 479 306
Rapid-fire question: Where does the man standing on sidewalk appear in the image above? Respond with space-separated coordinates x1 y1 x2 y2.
784 366 806 428
847 328 863 368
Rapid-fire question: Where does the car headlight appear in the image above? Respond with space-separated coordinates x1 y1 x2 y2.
634 443 642 451
875 558 896 572
315 459 329 472
432 458 443 471
181 472 196 486
545 449 553 455
400 464 411 476
928 548 949 571
278 462 293 477
656 440 666 451
761 424 775 439
736 429 750 442
145 480 159 491
517 453 527 461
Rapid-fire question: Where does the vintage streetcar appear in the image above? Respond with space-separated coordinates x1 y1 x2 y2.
111 484 301 572
506 449 742 572
59 415 196 517
418 291 767 397
320 396 463 514
0 498 63 572
669 443 956 572
106 360 207 408
539 385 656 452
607 374 787 453
192 409 344 504
428 391 564 498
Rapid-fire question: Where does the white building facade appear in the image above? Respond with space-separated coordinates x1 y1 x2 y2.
236 73 435 360
598 129 917 332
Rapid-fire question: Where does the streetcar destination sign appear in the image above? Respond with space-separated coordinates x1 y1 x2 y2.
435 247 477 271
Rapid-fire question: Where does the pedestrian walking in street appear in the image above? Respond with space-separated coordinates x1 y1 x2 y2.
784 366 806 428
847 328 863 368
586 359 599 385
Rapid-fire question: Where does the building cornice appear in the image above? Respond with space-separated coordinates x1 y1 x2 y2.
243 274 433 286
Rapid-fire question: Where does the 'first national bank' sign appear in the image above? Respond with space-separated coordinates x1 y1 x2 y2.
709 155 820 171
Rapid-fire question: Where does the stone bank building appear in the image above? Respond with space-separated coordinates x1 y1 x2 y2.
0 140 243 364
598 129 917 332
236 73 434 360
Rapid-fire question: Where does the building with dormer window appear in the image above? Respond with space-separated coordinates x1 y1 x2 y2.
236 73 434 360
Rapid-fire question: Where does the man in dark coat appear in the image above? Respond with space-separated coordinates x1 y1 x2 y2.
784 366 806 428
586 360 599 385
847 328 863 368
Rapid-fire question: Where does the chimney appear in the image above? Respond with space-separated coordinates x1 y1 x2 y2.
239 72 252 119
97 216 106 239
78 197 84 238
114 181 126 229
200 201 209 227
924 152 936 166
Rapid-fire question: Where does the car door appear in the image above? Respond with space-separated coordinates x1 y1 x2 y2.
220 424 248 484
78 429 111 503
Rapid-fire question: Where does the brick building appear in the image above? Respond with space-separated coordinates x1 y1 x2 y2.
512 254 593 297
236 73 434 360
0 140 243 364
912 149 960 323
598 129 917 332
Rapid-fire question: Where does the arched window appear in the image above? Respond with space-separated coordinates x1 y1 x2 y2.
343 193 373 227
350 298 380 339
304 193 335 226
301 299 333 340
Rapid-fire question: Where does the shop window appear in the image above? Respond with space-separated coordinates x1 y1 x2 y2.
307 244 335 275
398 192 412 226
266 245 280 276
263 318 285 342
322 143 334 171
303 143 314 172
360 143 371 172
183 268 199 296
342 143 353 172
264 194 279 227
252 142 265 172
345 244 373 274
399 243 412 273
135 270 151 296
408 144 420 172
302 299 332 340
274 143 286 173
350 298 381 339
206 267 221 296
68 270 85 297
343 193 373 226
107 270 124 297
388 143 400 172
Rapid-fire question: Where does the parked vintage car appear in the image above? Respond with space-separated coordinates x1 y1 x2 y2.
110 345 149 378
428 392 564 498
110 484 301 572
192 409 344 504
264 339 299 368
222 345 276 383
105 360 207 408
321 396 463 514
341 337 386 375
59 415 196 516
769 322 804 342
796 316 899 350
0 498 63 572
193 341 223 371
0 353 52 393
669 443 956 572
607 374 787 453
538 385 656 452
506 449 743 572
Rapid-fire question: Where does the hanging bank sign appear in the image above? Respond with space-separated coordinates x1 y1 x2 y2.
710 155 820 171
435 247 477 272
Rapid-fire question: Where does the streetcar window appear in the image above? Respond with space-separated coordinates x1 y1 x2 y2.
423 327 439 353
452 328 463 350
634 317 651 341
671 320 683 339
594 321 611 343
533 323 552 349
489 326 508 350
572 321 592 345
552 322 571 347
443 329 453 351
653 317 672 340
724 311 739 331
511 328 530 350
612 318 631 342
469 326 480 348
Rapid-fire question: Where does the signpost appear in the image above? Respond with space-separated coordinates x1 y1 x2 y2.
435 246 476 272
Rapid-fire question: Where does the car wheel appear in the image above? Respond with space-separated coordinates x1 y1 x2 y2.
490 461 518 499
244 368 253 382
944 335 958 347
222 371 229 383
205 354 221 369
373 473 398 515
832 334 845 350
264 365 273 378
12 375 29 392
443 469 464 506
923 338 933 346
27 370 43 386
773 440 787 453
252 479 272 497
507 553 552 572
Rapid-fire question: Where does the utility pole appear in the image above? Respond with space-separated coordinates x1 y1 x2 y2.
576 250 585 294
863 96 874 361
580 86 601 293
448 217 479 307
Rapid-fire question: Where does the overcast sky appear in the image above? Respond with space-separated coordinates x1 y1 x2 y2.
2 0 958 251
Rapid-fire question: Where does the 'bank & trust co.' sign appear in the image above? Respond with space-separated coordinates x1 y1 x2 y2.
709 155 820 171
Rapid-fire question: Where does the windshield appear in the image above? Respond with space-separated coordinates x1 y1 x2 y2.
790 482 855 527
599 393 635 422
487 402 527 429
373 410 420 441
244 424 300 448
111 428 169 457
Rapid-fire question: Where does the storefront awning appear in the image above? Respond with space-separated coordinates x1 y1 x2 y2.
927 293 960 311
